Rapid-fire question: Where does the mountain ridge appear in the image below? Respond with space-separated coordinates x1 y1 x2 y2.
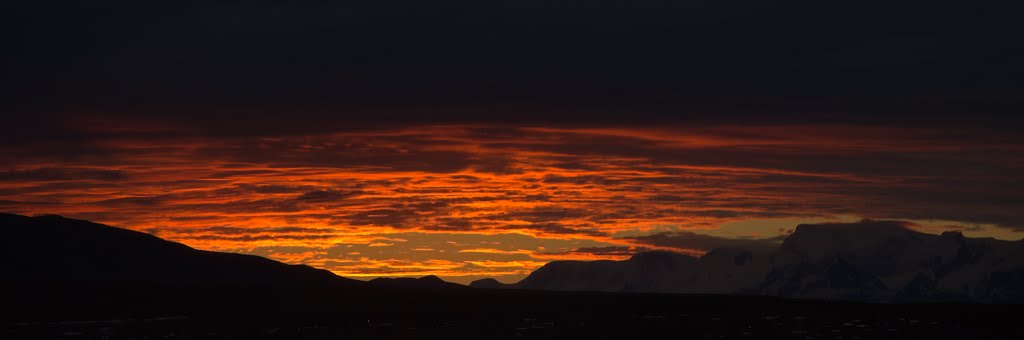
0 213 361 287
6 213 1024 302
473 220 1024 303
1 213 471 290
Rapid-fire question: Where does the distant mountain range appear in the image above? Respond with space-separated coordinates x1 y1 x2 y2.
5 213 1024 302
472 220 1024 303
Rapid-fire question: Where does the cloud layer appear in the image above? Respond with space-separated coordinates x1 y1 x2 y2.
2 124 1022 282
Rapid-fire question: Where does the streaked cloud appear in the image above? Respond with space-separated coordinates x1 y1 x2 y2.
2 124 1022 283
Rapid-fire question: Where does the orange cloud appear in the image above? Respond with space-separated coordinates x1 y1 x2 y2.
2 124 1023 283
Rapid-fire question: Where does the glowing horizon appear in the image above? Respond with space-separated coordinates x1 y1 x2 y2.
3 123 1022 284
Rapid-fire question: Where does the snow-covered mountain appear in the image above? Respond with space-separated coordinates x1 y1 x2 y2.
472 220 1024 303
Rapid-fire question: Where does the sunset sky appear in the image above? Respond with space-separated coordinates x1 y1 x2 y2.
3 1 1024 283
3 121 1023 283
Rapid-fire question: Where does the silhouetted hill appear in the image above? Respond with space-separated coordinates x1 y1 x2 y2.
510 251 698 292
368 275 466 290
468 278 505 289
0 213 361 287
483 220 1024 303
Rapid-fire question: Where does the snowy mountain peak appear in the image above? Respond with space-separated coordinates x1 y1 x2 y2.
492 220 1024 302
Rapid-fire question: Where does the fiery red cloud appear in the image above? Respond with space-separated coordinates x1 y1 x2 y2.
2 124 1022 283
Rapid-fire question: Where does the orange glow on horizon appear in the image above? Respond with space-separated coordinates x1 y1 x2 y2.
3 124 1023 284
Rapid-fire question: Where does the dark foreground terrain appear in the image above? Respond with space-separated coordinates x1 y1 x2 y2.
3 213 1020 339
2 281 1020 340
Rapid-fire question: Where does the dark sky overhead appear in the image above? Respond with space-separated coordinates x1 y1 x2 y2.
2 0 1023 283
5 0 1024 121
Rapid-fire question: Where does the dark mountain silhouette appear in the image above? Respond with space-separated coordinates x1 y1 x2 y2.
368 275 466 290
474 220 1024 303
0 213 361 287
500 251 699 292
467 278 503 289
